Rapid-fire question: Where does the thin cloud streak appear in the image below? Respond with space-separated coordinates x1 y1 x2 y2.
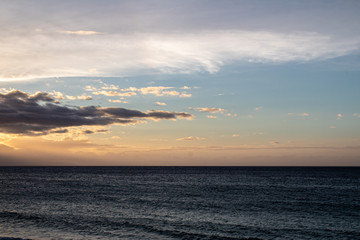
288 113 310 117
177 136 204 141
57 30 102 35
189 107 225 113
66 94 92 100
91 86 191 98
156 102 167 106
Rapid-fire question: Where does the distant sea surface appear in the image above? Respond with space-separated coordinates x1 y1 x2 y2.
0 167 359 240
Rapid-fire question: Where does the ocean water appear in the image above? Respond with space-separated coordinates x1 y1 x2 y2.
0 167 359 240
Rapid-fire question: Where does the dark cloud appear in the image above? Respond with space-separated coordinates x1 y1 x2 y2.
0 90 193 135
96 129 110 133
83 130 94 134
50 129 69 134
82 129 110 134
102 108 192 119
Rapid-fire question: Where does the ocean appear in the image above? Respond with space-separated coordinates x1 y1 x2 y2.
0 167 359 240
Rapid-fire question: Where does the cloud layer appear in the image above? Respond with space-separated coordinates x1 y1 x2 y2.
0 90 193 135
1 30 359 80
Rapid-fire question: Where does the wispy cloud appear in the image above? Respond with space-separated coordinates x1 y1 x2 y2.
2 30 359 80
156 102 167 106
177 136 204 141
108 99 128 103
139 86 178 96
57 30 102 35
181 86 191 90
84 85 98 91
337 113 343 120
92 91 137 97
189 107 225 113
101 83 119 90
91 85 192 99
121 87 138 92
288 113 310 117
179 92 192 98
66 94 92 100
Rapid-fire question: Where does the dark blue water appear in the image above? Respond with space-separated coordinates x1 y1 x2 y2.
0 167 359 240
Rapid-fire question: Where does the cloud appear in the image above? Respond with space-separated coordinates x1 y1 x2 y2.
83 130 94 134
179 92 192 98
118 92 137 97
2 30 359 80
0 143 14 151
189 107 225 113
138 86 192 98
65 96 77 100
139 86 177 96
57 30 101 35
101 83 119 90
84 85 98 91
288 112 310 117
337 113 343 120
232 134 240 137
0 90 193 135
255 106 263 111
51 91 64 99
156 102 167 106
108 99 128 103
81 129 109 135
77 94 92 100
50 129 69 134
354 113 360 118
66 94 92 100
92 90 137 97
177 136 204 141
42 126 111 141
92 85 192 99
207 115 217 119
121 87 139 92
0 88 14 93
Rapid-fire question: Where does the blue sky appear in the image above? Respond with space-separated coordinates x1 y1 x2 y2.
0 0 359 165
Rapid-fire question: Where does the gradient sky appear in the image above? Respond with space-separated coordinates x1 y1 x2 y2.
1 0 360 166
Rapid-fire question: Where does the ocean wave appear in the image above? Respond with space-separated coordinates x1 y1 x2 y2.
0 210 266 240
0 236 263 240
0 211 42 221
0 237 31 240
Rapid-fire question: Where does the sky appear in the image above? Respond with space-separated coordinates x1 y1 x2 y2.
0 0 360 166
